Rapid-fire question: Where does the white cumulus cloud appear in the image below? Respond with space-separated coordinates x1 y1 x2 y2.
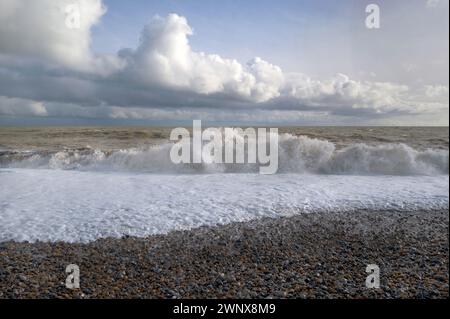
118 14 284 102
0 1 447 125
0 0 122 74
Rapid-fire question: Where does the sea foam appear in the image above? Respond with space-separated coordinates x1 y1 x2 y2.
0 169 448 242
1 134 448 175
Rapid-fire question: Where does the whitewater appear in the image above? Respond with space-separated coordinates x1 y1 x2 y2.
0 133 448 243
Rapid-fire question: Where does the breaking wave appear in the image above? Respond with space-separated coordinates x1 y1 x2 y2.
1 134 448 175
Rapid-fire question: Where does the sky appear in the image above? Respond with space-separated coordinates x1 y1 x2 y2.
0 0 448 126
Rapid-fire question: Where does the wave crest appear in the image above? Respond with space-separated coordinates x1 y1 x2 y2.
1 134 448 175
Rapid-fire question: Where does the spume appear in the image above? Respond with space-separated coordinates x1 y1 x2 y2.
1 133 448 175
170 120 279 174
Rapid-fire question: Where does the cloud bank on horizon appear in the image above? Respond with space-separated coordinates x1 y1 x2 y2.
0 0 448 125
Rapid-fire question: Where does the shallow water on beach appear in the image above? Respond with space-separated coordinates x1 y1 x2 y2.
0 126 448 242
0 169 448 242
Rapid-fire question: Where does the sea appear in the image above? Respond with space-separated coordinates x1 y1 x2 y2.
0 126 448 243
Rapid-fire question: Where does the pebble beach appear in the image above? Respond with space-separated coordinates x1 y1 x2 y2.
0 210 448 299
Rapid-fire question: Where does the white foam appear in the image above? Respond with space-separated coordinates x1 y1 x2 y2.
3 135 448 175
0 169 448 243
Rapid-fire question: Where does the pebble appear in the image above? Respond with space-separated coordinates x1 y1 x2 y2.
0 210 448 299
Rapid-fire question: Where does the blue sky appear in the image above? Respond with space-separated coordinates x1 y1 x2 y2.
0 0 448 125
90 0 449 83
92 0 356 75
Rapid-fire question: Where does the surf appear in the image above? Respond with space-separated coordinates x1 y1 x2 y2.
0 169 448 243
1 134 448 175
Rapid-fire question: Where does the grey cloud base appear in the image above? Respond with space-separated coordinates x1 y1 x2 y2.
0 0 448 125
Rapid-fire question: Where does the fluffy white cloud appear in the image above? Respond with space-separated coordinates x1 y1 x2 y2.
0 0 122 74
0 1 447 125
107 13 448 114
119 14 284 102
425 85 449 100
285 73 415 114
